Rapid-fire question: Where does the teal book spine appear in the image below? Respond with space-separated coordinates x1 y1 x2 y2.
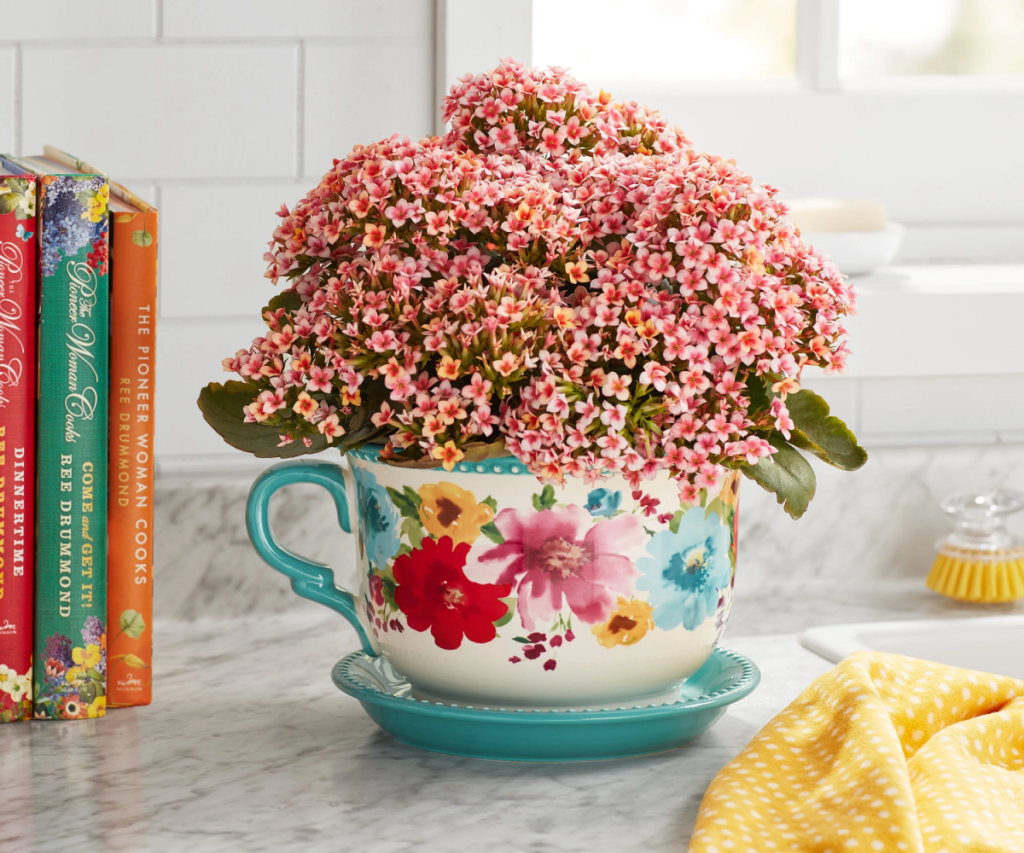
31 172 110 720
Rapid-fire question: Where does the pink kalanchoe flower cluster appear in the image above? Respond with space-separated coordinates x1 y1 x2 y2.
221 59 856 499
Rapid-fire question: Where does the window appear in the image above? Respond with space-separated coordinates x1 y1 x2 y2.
839 0 1024 78
534 0 797 82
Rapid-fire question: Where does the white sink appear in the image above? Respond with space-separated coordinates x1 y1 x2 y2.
800 615 1024 680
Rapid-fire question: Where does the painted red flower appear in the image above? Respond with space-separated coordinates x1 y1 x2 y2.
393 536 512 650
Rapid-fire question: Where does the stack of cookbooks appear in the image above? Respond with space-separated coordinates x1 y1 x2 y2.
0 146 157 722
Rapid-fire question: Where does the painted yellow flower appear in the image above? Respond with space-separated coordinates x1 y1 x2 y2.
82 186 109 223
417 482 495 546
592 597 655 648
720 471 740 509
65 643 102 683
87 697 106 718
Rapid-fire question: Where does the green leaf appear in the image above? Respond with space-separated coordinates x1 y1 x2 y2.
532 485 557 511
197 381 330 458
387 486 421 519
336 419 380 454
784 388 868 471
86 668 104 682
481 496 498 513
394 543 414 560
480 521 504 544
741 435 816 520
0 193 19 214
131 228 154 248
745 373 771 413
460 440 509 463
265 289 303 314
493 597 516 628
79 681 99 705
668 510 685 534
119 609 147 639
380 573 397 609
400 516 424 548
512 636 530 643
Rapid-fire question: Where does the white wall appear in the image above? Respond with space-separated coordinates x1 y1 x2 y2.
2 0 1020 475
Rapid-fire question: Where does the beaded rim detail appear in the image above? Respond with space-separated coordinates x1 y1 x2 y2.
346 443 531 476
331 647 760 720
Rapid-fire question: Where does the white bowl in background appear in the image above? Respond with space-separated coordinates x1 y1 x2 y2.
803 222 905 276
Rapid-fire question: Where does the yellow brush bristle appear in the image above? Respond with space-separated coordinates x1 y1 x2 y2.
927 552 1024 603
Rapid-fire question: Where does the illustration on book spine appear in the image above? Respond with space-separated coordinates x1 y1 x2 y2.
28 170 110 720
0 172 37 723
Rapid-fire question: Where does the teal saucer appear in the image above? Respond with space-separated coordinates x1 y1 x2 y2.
331 647 760 762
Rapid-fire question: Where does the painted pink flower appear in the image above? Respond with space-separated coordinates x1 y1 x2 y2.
479 504 644 630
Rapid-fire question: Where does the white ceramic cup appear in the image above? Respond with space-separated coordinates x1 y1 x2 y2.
247 447 741 708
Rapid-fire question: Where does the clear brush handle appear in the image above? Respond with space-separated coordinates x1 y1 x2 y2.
939 490 1024 552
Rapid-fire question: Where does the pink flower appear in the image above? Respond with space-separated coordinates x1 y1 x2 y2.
317 413 346 443
600 403 627 431
574 395 600 429
462 373 493 406
384 198 424 228
493 352 520 377
306 364 335 393
371 402 395 428
601 371 631 401
480 504 644 630
770 398 795 439
488 124 518 151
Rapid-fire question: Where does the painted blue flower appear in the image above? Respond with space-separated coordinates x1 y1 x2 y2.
636 507 732 631
585 488 622 517
353 466 401 571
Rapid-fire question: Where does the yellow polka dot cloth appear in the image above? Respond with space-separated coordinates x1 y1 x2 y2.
690 652 1024 852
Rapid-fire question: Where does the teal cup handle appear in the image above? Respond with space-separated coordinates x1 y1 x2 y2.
246 460 376 656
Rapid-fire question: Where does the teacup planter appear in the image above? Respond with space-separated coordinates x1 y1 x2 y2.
248 449 740 708
203 59 867 752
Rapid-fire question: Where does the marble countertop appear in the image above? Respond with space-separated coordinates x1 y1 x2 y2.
3 609 841 853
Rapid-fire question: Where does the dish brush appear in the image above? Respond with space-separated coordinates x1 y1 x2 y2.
926 490 1024 603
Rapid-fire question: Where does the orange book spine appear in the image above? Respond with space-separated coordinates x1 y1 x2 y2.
107 206 157 707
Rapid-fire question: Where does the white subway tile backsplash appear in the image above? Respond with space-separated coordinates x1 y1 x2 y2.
162 0 433 40
0 48 13 153
22 45 297 179
160 181 309 319
860 375 1024 437
157 318 269 457
304 42 434 172
0 1 153 40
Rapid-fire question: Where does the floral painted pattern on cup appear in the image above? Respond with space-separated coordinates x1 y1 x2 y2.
359 465 739 677
248 455 743 707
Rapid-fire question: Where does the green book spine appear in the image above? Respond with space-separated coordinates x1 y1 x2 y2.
32 173 110 720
